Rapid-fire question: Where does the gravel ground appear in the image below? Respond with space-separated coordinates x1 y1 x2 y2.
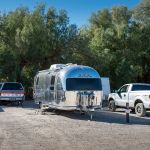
0 101 150 150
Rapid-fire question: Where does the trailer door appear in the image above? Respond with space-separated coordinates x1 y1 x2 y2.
56 77 64 104
49 75 55 101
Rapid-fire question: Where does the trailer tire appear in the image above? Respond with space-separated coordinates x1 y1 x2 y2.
135 103 146 117
108 100 116 112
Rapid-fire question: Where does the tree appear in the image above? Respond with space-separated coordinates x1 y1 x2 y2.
0 4 79 96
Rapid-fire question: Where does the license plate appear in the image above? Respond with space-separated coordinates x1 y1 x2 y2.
10 97 16 100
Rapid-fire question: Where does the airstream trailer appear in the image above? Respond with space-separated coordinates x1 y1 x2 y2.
33 64 103 119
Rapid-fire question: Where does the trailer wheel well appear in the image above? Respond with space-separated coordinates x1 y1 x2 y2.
134 99 143 107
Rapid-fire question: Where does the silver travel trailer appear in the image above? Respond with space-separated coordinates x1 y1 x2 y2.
33 64 103 119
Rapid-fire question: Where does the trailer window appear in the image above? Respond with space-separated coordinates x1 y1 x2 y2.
66 78 102 91
132 85 150 91
2 83 23 91
57 77 63 90
51 76 55 85
50 76 55 90
36 77 39 85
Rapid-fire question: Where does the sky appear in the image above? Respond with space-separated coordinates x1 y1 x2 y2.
0 0 141 26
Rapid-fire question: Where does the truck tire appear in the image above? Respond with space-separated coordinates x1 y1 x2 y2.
108 100 116 112
135 103 146 117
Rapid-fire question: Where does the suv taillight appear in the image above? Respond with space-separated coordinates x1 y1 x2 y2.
0 92 24 96
149 95 150 99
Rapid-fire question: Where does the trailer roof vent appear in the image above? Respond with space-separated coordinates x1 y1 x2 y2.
49 64 66 71
66 63 77 66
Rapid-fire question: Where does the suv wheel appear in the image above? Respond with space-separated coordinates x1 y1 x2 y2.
135 103 146 117
108 100 116 112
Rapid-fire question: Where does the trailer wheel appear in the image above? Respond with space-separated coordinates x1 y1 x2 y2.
79 108 85 115
80 111 85 115
135 103 146 117
108 100 116 112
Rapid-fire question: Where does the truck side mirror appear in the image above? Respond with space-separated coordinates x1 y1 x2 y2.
117 90 121 94
112 90 118 93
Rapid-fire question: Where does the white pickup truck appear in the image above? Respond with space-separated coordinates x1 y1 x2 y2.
108 83 150 117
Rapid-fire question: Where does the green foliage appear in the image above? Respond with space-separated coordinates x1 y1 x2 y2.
83 2 150 88
0 4 78 97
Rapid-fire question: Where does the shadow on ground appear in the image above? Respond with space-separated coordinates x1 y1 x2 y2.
22 100 39 109
1 100 150 125
0 100 39 109
48 109 150 125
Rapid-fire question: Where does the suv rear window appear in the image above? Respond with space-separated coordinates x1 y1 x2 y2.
2 83 23 91
132 85 150 91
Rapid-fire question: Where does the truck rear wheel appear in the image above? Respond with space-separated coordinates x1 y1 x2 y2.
108 100 116 112
135 103 146 117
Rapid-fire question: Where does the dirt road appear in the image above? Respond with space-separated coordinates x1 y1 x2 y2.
0 101 150 150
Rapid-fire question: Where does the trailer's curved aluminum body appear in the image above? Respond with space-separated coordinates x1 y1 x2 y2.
33 64 102 111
